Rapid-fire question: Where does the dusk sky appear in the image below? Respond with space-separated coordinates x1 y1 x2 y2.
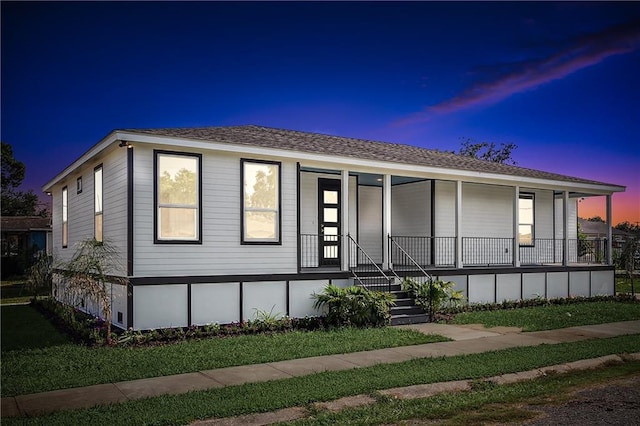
2 2 639 225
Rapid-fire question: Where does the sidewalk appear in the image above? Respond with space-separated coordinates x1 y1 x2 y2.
3 320 640 418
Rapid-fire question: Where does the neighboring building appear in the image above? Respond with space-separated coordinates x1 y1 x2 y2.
42 126 625 329
1 216 52 279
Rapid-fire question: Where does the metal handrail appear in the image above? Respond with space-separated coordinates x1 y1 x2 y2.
389 236 431 281
347 234 394 288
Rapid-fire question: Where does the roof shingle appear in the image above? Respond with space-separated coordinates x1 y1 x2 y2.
120 125 622 188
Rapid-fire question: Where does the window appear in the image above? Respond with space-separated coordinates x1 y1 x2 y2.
518 193 534 245
154 151 201 243
77 176 82 194
62 186 68 248
94 165 103 242
241 159 281 244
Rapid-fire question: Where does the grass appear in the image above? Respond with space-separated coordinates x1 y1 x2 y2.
451 301 640 331
1 305 70 351
0 279 47 305
4 335 640 425
286 361 640 425
616 274 639 294
1 304 445 397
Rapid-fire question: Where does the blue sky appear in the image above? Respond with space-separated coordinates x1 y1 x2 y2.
2 2 639 223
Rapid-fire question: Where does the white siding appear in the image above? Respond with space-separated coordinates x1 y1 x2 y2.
392 181 430 236
462 183 513 265
50 147 128 276
358 186 382 263
134 147 297 276
519 189 555 264
434 180 456 237
462 183 513 237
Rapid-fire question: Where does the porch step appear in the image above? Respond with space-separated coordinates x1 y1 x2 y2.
391 313 430 326
391 304 427 317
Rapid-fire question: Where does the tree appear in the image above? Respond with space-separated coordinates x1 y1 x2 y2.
615 221 640 235
586 216 605 223
1 142 47 216
456 138 517 165
60 238 128 345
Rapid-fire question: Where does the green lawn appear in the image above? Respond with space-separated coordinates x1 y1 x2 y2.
1 304 445 396
1 305 70 351
0 279 47 305
451 301 640 331
616 274 640 294
4 335 640 426
287 361 640 426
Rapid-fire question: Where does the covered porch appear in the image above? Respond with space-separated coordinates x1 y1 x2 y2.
296 165 616 278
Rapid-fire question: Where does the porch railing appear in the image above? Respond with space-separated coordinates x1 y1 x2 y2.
390 236 456 268
462 237 513 266
389 236 434 317
300 234 321 268
300 234 609 270
348 234 395 293
519 238 562 265
567 238 607 265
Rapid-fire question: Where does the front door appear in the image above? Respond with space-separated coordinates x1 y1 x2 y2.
318 179 340 266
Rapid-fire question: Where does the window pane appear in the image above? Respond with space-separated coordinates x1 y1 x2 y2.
95 214 103 242
62 222 68 247
244 163 278 209
519 197 533 224
519 225 533 245
62 188 68 220
324 226 338 236
323 208 338 223
159 155 198 205
159 207 197 239
323 190 338 204
245 211 277 240
94 168 103 213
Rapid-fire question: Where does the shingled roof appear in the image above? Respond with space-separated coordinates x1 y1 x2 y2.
1 216 51 232
121 125 621 188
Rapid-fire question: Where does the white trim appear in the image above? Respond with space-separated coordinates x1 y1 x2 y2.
382 174 392 270
43 130 626 195
341 170 349 271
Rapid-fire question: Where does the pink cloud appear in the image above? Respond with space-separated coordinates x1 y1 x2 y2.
395 21 640 126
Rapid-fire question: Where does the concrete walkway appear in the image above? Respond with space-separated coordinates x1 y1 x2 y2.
3 320 640 418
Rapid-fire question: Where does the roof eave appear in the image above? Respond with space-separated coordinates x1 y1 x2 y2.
112 130 625 195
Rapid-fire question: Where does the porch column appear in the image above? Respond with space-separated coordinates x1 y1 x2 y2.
382 174 392 270
563 191 569 266
341 169 350 271
606 194 613 265
455 180 463 269
513 186 520 267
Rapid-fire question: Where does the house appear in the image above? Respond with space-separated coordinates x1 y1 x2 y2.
42 126 625 329
1 216 52 279
578 217 635 264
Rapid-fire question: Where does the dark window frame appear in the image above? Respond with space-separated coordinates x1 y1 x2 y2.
240 158 282 245
518 192 535 246
153 150 203 245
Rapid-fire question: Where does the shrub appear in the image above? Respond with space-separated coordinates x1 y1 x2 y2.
32 297 328 347
402 278 464 313
312 284 395 327
25 251 53 300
